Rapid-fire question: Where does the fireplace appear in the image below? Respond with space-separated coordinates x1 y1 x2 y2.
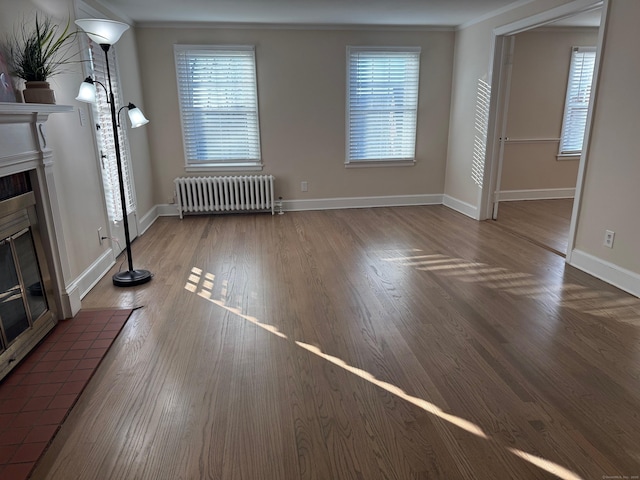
0 103 75 380
0 172 56 377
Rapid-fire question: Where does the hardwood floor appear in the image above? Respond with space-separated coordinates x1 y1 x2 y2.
494 199 574 256
31 206 640 479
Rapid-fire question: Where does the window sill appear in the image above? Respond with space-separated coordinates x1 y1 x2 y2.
186 163 264 173
556 154 580 161
345 160 415 168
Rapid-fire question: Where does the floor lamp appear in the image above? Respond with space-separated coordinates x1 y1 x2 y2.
75 18 152 287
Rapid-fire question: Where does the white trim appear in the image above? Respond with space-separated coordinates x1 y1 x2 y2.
497 188 576 201
494 0 603 35
504 137 560 144
557 154 581 161
62 285 82 318
154 196 441 215
533 26 600 33
137 21 454 32
157 204 181 217
138 206 159 235
442 195 479 219
459 0 536 30
345 160 415 168
284 194 441 212
185 164 264 173
67 250 116 301
0 104 73 115
566 0 609 262
569 249 640 298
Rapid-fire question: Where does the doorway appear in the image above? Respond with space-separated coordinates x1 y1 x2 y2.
482 1 603 258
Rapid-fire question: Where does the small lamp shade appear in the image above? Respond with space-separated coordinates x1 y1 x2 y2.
75 19 129 45
76 78 97 103
127 104 149 128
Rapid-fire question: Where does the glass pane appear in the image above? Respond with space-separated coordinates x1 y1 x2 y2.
0 241 30 344
14 231 48 321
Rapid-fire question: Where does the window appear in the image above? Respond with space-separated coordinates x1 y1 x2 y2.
88 40 135 222
559 46 596 156
174 45 262 171
346 46 421 166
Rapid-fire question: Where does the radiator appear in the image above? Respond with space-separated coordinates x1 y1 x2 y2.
175 175 275 219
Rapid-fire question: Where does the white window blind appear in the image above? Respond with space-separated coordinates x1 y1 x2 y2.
559 46 596 155
89 40 135 222
174 45 261 169
346 47 421 163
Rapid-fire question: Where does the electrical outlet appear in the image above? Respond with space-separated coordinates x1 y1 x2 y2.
301 181 308 192
604 230 615 248
97 227 103 245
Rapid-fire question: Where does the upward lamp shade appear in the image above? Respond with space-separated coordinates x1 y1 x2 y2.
75 18 129 45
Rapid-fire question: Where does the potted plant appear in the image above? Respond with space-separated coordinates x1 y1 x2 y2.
3 14 79 104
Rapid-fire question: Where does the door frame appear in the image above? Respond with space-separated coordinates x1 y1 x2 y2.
480 0 606 261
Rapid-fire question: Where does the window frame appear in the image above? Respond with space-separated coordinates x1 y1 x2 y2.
87 40 137 223
174 44 263 172
558 46 597 158
345 46 421 168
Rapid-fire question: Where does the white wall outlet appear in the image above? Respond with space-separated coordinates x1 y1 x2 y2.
301 181 308 192
604 230 615 248
97 227 103 245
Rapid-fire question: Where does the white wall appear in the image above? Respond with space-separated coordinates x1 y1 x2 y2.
570 0 640 293
135 26 455 206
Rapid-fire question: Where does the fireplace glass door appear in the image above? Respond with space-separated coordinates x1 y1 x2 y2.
0 228 48 351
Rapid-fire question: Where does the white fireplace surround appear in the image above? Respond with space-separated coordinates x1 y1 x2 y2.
0 103 79 319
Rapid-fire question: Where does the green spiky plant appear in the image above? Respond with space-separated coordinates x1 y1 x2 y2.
5 14 79 82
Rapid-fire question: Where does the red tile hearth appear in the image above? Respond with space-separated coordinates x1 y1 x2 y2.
0 308 133 480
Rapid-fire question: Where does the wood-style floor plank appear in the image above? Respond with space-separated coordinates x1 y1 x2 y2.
494 199 574 255
31 206 640 479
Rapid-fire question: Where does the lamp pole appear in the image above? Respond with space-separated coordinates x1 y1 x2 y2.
100 43 151 286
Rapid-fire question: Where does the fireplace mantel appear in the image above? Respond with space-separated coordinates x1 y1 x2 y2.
0 103 72 114
0 102 77 320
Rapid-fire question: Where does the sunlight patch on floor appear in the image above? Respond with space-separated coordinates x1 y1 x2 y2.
383 251 640 326
295 340 488 440
509 448 583 480
183 265 585 480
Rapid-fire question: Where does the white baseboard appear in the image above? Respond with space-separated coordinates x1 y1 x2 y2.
498 188 576 201
156 196 442 217
283 194 443 212
569 249 640 298
67 250 116 303
442 195 479 219
138 206 159 235
156 204 180 217
61 285 82 319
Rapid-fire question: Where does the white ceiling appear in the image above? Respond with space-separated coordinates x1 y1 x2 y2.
94 0 535 27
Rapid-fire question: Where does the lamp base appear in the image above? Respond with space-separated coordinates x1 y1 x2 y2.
112 269 152 287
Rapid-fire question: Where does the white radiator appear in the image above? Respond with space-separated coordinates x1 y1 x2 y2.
174 175 275 219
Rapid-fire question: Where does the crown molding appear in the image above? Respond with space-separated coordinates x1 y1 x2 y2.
136 21 455 32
